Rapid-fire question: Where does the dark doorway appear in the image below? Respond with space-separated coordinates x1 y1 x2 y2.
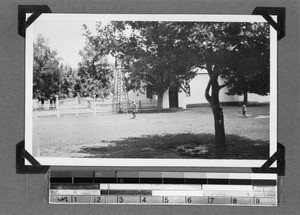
169 86 178 108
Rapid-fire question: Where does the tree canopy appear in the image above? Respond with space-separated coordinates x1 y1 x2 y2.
223 23 270 103
83 21 199 109
33 33 114 100
33 34 63 100
76 26 114 99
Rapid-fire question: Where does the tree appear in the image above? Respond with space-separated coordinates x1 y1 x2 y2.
59 65 78 98
82 22 197 110
187 22 270 153
33 34 63 100
77 25 114 99
223 23 270 104
118 22 198 110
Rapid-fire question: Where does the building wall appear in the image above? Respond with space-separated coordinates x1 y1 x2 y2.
127 70 269 109
128 86 159 110
178 90 187 109
162 90 169 109
184 70 270 106
186 72 210 105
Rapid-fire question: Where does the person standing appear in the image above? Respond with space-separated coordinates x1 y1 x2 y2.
242 104 247 118
131 100 137 119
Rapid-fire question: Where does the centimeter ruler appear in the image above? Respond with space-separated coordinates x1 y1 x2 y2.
49 171 277 206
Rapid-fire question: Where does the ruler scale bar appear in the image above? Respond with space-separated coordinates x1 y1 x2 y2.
100 190 152 195
49 171 277 206
50 178 277 185
49 195 277 206
100 184 203 190
51 171 277 179
50 184 100 189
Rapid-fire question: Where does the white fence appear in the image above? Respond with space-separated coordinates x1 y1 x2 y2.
32 98 159 118
33 97 112 118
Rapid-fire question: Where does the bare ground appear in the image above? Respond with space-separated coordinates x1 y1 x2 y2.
32 105 270 159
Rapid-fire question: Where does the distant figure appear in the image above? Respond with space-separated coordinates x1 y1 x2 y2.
131 100 137 119
76 94 81 104
49 94 56 109
242 104 247 118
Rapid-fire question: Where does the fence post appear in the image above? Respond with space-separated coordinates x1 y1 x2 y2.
55 95 60 117
75 97 78 116
93 95 96 115
33 108 37 119
33 102 37 119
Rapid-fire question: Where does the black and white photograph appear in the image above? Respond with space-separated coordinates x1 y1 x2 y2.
25 14 277 167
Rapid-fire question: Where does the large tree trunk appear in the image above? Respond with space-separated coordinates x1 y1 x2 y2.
205 75 226 157
212 104 226 149
157 93 163 112
243 91 248 105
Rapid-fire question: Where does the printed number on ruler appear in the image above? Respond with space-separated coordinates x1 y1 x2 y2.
254 198 260 205
163 197 169 203
141 197 147 203
93 196 104 203
208 197 214 204
232 197 238 204
118 196 124 203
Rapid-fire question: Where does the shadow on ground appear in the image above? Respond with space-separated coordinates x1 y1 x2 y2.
78 133 269 159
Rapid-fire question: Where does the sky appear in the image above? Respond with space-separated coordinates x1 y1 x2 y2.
31 16 105 68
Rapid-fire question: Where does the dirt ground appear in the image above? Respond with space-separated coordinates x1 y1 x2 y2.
32 105 270 159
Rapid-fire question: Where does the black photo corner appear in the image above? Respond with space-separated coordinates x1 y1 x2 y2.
18 5 52 38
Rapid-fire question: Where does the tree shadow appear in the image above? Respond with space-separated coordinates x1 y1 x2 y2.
78 133 269 159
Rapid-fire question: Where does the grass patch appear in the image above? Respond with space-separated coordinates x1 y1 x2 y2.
78 133 269 159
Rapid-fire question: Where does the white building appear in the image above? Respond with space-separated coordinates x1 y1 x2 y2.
128 68 269 110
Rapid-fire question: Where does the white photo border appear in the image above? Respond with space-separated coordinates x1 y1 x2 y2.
25 14 277 167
